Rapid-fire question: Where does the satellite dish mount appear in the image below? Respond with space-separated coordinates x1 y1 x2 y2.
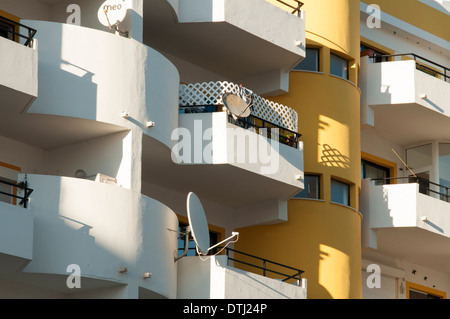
175 192 239 262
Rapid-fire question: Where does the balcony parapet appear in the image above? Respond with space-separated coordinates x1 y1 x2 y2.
360 55 450 145
177 255 307 299
180 81 298 132
361 178 450 244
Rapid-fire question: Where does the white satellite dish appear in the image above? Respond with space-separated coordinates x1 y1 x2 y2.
222 93 252 118
98 0 127 28
175 192 239 262
187 192 210 255
222 85 254 119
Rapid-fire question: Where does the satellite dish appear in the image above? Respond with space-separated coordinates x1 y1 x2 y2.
98 0 127 28
222 85 254 119
222 93 252 118
175 192 239 262
186 192 210 255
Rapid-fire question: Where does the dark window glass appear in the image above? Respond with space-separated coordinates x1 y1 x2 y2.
361 159 390 185
0 20 14 40
294 175 320 199
177 222 218 257
331 179 350 206
330 53 349 79
294 48 320 72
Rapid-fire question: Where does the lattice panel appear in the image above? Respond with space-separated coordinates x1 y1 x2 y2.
179 81 298 132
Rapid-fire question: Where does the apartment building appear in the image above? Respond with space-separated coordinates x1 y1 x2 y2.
0 0 306 299
0 0 448 300
358 0 450 299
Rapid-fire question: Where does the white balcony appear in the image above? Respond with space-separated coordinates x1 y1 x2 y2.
360 178 450 274
11 174 179 298
144 0 306 95
0 28 37 114
177 255 307 299
360 56 450 146
141 81 303 225
0 201 33 272
10 20 179 151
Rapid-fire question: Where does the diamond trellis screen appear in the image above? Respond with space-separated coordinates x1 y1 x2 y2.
179 81 298 132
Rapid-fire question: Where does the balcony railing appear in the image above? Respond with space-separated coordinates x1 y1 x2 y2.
179 81 301 148
0 178 33 208
371 177 450 203
222 247 304 285
0 15 37 47
369 53 450 83
275 0 304 17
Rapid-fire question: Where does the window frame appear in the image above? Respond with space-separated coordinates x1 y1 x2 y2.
294 174 321 200
330 53 349 80
330 178 350 206
293 47 320 72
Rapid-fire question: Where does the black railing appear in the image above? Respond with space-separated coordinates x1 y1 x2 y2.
179 106 302 149
371 176 450 203
0 179 33 208
0 15 37 47
369 53 450 83
222 247 304 284
275 0 304 16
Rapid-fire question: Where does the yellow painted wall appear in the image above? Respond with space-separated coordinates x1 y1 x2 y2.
236 0 362 299
236 200 362 299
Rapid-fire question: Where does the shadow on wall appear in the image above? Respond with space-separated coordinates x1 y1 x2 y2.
320 144 351 168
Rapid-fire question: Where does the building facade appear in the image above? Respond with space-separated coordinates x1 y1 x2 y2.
0 0 448 299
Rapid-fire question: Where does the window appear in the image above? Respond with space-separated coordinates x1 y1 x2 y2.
331 179 350 206
406 144 432 170
0 177 15 204
360 43 388 62
361 159 390 185
330 53 349 79
294 48 320 72
177 222 218 257
0 19 14 40
294 174 320 199
439 143 450 201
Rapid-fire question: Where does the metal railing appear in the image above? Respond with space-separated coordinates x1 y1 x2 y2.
228 114 302 149
369 53 450 83
180 105 302 149
371 176 450 203
0 179 33 208
0 15 37 47
275 0 304 16
222 247 304 285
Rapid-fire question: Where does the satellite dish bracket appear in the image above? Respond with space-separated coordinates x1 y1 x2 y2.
174 226 192 262
103 9 129 37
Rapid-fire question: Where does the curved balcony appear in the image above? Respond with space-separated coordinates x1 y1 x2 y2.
17 20 179 150
0 16 37 114
141 81 304 225
360 178 450 276
145 0 306 95
360 55 450 146
14 174 178 298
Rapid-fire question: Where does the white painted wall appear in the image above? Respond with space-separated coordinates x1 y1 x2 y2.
174 0 305 57
360 178 450 250
0 36 38 113
177 256 306 299
25 20 180 150
362 255 450 299
176 112 304 189
21 174 179 298
0 201 33 261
